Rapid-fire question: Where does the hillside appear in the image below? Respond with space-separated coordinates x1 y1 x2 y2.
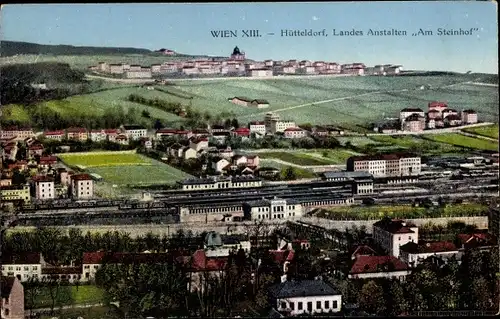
0 40 152 56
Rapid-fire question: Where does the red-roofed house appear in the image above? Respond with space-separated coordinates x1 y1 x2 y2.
0 127 35 141
27 143 44 158
456 233 497 251
38 156 57 169
1 253 46 282
348 255 410 280
189 137 209 152
399 241 459 267
103 129 119 142
284 127 307 139
351 245 377 260
90 130 107 142
156 128 178 139
372 218 419 258
8 161 27 171
66 127 88 141
187 250 228 292
428 101 448 114
268 249 295 276
71 174 94 199
232 127 251 139
249 121 266 136
31 175 55 200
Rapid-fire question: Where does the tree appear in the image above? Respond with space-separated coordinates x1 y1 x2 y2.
472 276 492 310
359 280 386 315
388 280 408 316
281 166 297 181
154 119 163 130
141 110 151 118
231 118 240 129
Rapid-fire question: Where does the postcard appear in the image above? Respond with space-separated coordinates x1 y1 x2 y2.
0 2 498 319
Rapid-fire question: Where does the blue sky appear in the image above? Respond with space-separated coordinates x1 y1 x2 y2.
1 2 497 73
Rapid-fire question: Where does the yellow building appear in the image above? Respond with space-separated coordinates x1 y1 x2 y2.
0 184 31 203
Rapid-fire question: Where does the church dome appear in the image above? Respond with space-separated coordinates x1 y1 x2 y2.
232 46 241 55
204 231 222 247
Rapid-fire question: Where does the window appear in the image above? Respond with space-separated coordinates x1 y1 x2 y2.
94 265 99 269
307 302 313 312
33 266 37 270
24 266 29 271
281 302 287 309
298 302 303 310
324 300 330 309
316 301 322 309
332 300 338 309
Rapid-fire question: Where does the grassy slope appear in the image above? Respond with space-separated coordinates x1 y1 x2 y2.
26 285 105 309
368 135 464 153
424 133 499 151
463 124 499 139
58 153 150 167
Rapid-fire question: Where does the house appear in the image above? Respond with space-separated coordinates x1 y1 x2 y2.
38 156 57 169
444 114 462 127
402 114 425 132
257 167 280 178
0 127 35 141
182 147 197 160
399 241 459 267
26 143 44 158
232 127 251 139
461 109 478 124
284 127 307 139
246 155 260 168
120 125 147 140
115 134 129 145
140 137 153 149
347 153 421 177
186 249 228 292
427 109 441 120
372 218 419 258
212 158 231 173
400 108 425 124
0 184 30 204
1 253 45 281
31 175 55 200
70 174 94 199
191 129 210 138
156 128 178 139
351 245 377 260
456 233 497 251
348 255 410 280
169 143 185 158
268 250 295 278
243 197 303 221
311 127 329 137
232 155 248 166
269 280 342 316
103 129 119 142
66 127 88 141
428 101 448 114
249 121 266 136
189 138 209 152
218 146 234 159
175 130 193 139
1 276 24 319
442 109 459 119
90 130 107 142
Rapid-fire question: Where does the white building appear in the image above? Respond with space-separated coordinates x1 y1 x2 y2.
249 121 267 136
243 197 303 221
90 130 107 142
399 241 460 268
179 175 263 191
269 280 342 316
125 69 152 79
461 109 478 124
400 108 425 125
372 218 419 258
249 69 273 77
284 127 307 139
348 255 411 280
272 121 296 134
31 175 55 200
120 125 147 140
1 253 44 282
71 174 94 199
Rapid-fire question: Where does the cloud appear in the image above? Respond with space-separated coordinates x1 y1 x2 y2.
312 16 320 21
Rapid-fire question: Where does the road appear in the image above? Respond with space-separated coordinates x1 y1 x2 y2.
366 122 496 136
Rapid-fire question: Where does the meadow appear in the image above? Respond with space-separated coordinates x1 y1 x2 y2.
165 74 499 126
258 152 334 166
463 123 499 139
57 151 191 186
423 133 499 152
25 284 105 309
368 135 465 154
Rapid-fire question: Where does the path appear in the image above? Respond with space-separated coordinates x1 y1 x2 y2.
459 131 498 142
28 302 104 313
366 122 496 136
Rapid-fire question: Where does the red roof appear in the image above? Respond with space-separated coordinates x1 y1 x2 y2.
249 121 265 125
269 250 295 264
457 233 497 249
190 249 228 271
67 127 87 133
350 255 408 275
284 127 303 132
40 156 57 163
156 128 177 134
71 174 93 181
104 129 118 134
352 245 377 258
44 130 65 136
428 101 448 108
32 175 54 183
192 137 209 143
176 130 192 135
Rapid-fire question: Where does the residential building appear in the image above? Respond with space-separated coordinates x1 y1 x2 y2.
232 127 251 138
461 109 478 124
402 114 425 132
115 134 129 145
66 127 88 141
456 233 497 251
427 109 441 120
442 109 459 119
284 127 307 139
230 46 245 61
269 280 342 316
246 155 260 168
229 97 270 108
272 121 296 134
348 255 411 280
182 147 197 160
1 253 45 281
249 121 267 136
104 129 119 142
346 153 421 177
39 156 57 169
1 276 24 319
125 69 152 78
121 125 147 140
265 112 281 134
444 114 462 127
31 175 55 200
428 101 448 115
0 184 30 203
0 127 35 141
372 218 419 258
399 241 460 267
27 143 44 158
189 138 209 152
70 174 94 199
243 197 303 220
90 130 107 142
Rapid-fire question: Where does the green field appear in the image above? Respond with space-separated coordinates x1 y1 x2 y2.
40 306 121 319
337 136 382 147
164 75 499 126
463 124 499 139
2 86 185 127
368 135 464 153
26 285 105 309
424 133 499 151
58 151 191 186
58 151 149 168
258 152 334 166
